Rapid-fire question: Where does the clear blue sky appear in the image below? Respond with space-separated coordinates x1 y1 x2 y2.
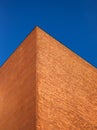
0 0 97 67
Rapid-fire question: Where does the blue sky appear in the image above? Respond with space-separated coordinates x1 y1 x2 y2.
0 0 97 67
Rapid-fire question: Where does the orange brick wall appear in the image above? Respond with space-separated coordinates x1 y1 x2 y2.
0 27 97 130
0 29 37 130
36 28 97 130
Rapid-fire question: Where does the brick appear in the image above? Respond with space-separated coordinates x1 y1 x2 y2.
0 27 97 130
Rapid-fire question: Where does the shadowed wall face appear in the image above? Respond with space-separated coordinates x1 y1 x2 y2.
0 30 36 130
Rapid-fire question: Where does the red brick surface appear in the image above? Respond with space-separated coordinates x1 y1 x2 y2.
0 29 37 130
0 27 97 130
36 28 97 130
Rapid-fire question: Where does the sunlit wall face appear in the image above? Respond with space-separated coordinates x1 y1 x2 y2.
0 0 97 67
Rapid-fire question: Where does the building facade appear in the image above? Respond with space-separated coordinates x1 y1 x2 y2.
0 27 97 130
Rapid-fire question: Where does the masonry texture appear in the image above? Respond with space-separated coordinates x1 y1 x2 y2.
0 27 97 130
